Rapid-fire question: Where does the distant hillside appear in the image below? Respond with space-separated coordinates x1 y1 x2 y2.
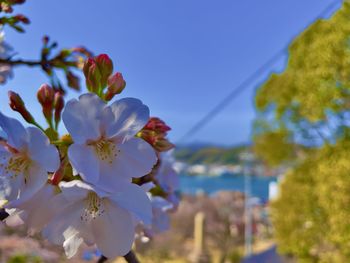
174 144 250 165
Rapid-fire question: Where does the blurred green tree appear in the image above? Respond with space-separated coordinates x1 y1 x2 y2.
254 1 350 261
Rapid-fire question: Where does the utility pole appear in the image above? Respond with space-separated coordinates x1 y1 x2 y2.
241 152 254 257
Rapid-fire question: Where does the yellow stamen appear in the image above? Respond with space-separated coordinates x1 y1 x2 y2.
81 192 105 221
88 138 120 164
0 154 30 179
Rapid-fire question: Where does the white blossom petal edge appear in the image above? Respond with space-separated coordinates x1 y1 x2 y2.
62 93 157 191
0 112 59 204
43 180 152 259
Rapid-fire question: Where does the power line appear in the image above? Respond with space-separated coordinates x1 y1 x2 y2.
177 0 341 144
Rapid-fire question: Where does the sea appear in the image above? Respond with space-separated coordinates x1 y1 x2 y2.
179 173 277 202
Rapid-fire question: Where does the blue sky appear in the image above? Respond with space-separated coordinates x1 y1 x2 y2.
0 0 341 145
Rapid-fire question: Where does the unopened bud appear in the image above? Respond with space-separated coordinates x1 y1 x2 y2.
66 71 80 91
42 35 49 45
95 54 113 88
14 14 30 24
154 138 175 152
37 84 55 123
8 91 35 124
83 58 101 92
71 46 93 57
54 92 64 126
105 72 126 101
145 117 171 133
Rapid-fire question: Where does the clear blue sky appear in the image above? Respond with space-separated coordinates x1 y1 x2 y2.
0 0 341 145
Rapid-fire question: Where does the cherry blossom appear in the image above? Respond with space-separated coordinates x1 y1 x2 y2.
144 196 173 237
43 180 152 258
0 112 59 204
62 93 157 191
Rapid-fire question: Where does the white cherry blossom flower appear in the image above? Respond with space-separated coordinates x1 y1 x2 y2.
5 184 59 233
62 93 157 191
43 180 152 259
145 196 173 237
0 112 59 204
155 152 180 210
156 153 179 193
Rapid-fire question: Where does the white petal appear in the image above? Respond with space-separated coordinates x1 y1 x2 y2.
27 127 60 172
0 112 27 149
12 184 59 232
68 144 99 184
157 161 179 192
151 196 173 211
43 200 84 245
92 202 134 258
4 209 26 227
109 182 152 225
107 98 150 141
112 137 156 179
62 93 105 144
17 163 47 204
59 180 92 202
152 209 170 233
98 138 157 191
95 138 156 191
140 182 155 192
63 227 84 258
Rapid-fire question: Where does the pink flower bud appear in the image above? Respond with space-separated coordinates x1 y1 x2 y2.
83 58 101 92
37 84 55 122
95 54 113 87
71 46 93 57
66 71 80 91
104 72 126 101
8 91 35 124
54 92 64 126
14 14 30 24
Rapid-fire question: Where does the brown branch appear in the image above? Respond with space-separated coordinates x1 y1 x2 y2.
0 58 43 67
0 58 78 69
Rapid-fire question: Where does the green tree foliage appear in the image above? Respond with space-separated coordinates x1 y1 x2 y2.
271 141 350 262
254 1 350 261
175 145 248 165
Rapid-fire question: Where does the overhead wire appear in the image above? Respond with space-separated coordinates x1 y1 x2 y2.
177 0 341 144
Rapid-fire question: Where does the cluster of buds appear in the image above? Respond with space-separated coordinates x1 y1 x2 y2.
37 84 64 131
138 117 175 152
8 83 64 140
0 0 25 13
40 36 92 93
0 0 29 33
83 54 126 100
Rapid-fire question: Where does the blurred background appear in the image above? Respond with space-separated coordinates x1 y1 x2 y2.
0 0 349 262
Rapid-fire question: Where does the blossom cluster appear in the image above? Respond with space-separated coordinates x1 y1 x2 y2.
0 54 179 259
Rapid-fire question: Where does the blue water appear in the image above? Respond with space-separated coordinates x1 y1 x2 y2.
179 174 277 202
